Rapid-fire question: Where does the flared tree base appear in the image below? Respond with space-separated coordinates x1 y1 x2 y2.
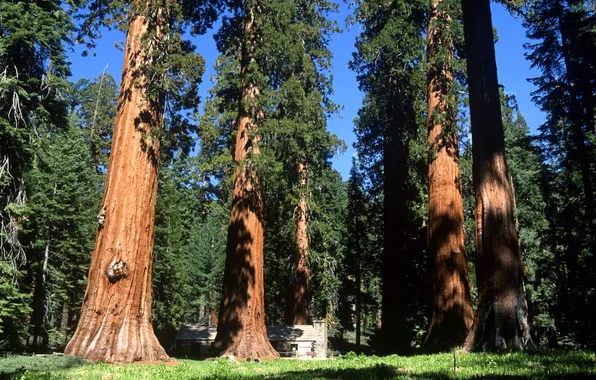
65 320 168 363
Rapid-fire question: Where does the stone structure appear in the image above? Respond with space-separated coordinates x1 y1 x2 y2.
176 322 328 359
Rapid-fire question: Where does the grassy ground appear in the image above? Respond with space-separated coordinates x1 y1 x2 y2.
1 350 595 379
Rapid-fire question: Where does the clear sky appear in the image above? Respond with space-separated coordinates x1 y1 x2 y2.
68 2 545 180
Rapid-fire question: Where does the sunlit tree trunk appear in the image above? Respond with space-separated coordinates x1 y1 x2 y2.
423 0 473 352
211 4 278 360
290 162 309 325
461 0 533 351
64 9 168 362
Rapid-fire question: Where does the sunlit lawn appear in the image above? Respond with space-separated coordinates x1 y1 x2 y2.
1 350 595 379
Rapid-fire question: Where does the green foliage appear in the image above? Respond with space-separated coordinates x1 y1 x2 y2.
0 0 74 279
24 124 100 350
184 202 228 325
339 160 380 342
350 0 429 349
3 351 596 379
71 0 224 160
201 0 347 326
0 262 30 350
523 0 596 346
69 72 118 171
500 89 557 346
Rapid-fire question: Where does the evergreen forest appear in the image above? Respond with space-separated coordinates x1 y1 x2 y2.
1 0 596 375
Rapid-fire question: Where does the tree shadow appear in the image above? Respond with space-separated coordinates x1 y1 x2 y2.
424 204 472 352
0 356 87 380
210 164 262 356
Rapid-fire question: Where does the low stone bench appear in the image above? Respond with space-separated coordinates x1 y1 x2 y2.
176 321 327 359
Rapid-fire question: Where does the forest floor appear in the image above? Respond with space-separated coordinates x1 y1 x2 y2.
1 350 595 379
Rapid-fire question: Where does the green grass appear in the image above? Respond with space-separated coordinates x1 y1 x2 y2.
1 351 595 379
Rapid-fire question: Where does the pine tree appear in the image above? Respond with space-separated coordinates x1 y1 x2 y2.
461 0 533 351
523 0 596 346
345 159 368 348
25 125 99 350
71 73 119 172
0 0 73 292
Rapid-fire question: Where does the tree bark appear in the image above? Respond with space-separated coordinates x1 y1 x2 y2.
381 94 410 354
64 9 168 363
423 0 474 352
461 0 533 351
290 162 309 325
210 5 278 360
60 302 69 346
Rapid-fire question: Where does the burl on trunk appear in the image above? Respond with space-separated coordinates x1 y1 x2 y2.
64 11 168 362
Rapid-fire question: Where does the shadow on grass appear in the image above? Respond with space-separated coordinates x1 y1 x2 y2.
211 364 596 380
0 355 87 380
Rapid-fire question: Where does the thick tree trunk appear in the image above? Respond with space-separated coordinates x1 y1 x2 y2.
290 162 309 325
381 100 410 354
461 0 533 351
423 0 474 352
211 8 278 360
64 11 168 363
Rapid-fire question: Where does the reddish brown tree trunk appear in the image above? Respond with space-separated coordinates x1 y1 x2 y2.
64 11 168 363
461 0 533 351
423 0 474 352
211 7 278 360
290 162 309 325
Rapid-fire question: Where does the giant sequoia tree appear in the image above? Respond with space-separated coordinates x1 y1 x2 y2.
461 0 533 351
423 0 473 352
211 0 278 359
351 0 426 353
65 1 219 362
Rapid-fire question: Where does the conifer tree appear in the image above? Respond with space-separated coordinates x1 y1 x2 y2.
523 0 596 346
500 90 557 346
65 1 220 362
423 0 473 352
345 159 368 348
71 73 119 172
351 0 427 353
0 0 72 287
461 0 533 351
25 125 99 350
210 0 279 359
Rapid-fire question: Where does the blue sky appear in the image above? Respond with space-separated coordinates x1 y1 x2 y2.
69 2 545 180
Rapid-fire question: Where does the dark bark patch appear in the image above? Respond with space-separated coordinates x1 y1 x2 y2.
106 260 128 283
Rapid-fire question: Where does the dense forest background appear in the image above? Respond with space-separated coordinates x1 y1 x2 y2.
1 0 595 355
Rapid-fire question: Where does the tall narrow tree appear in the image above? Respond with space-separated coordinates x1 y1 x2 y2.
351 0 427 353
211 0 278 359
461 0 533 351
292 162 310 325
423 0 473 352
